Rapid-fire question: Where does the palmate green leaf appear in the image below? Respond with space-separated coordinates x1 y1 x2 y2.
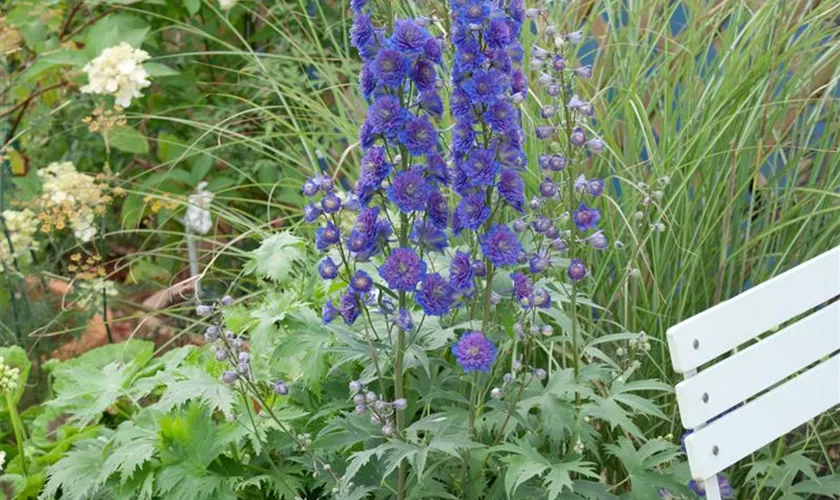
787 472 840 496
41 441 109 500
47 361 134 424
235 464 303 499
504 457 550 499
153 367 235 419
605 437 685 499
101 420 158 484
245 232 306 282
155 404 242 500
544 461 600 500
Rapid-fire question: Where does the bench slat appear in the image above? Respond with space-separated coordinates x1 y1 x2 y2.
676 301 840 428
684 354 840 480
667 247 840 373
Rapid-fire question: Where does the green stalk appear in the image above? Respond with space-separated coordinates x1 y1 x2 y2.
5 392 27 476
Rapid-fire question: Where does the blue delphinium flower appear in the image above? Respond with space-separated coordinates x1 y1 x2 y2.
398 115 438 156
426 190 449 228
367 95 407 138
379 248 427 291
416 273 454 316
449 251 474 293
688 475 733 498
452 193 490 234
568 258 587 281
510 272 533 307
497 169 526 212
573 202 601 231
452 331 497 372
339 291 361 325
391 19 431 54
315 221 340 251
373 48 412 87
480 224 522 267
396 308 414 331
350 270 373 293
318 257 339 280
388 169 430 213
322 300 340 324
409 219 449 253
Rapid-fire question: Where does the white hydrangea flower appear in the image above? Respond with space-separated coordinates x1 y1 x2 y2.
37 161 111 242
219 0 238 10
81 42 151 108
0 209 40 266
184 182 214 235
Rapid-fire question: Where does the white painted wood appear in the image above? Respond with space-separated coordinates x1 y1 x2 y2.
667 247 840 373
704 476 722 500
675 301 840 428
684 355 840 480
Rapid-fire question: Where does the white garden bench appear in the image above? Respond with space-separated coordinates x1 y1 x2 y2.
667 247 840 500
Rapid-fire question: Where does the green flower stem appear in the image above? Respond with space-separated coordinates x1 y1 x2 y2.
5 391 27 476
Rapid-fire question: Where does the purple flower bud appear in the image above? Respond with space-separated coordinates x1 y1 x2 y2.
530 58 545 70
540 105 557 119
567 94 586 109
545 25 558 37
587 179 605 196
544 225 559 239
588 231 608 250
512 219 527 233
220 295 234 306
570 127 586 146
579 102 595 117
396 308 414 331
321 192 342 213
549 155 567 171
503 372 513 384
539 178 558 198
568 259 587 281
574 174 589 192
374 400 386 412
392 398 407 410
535 368 547 380
509 92 525 104
222 371 239 384
490 387 503 399
529 197 542 211
236 362 249 375
239 352 250 364
349 380 363 393
353 393 366 405
531 45 551 59
566 31 584 45
513 359 523 371
516 251 528 265
541 325 554 336
532 216 552 233
586 138 606 153
381 424 394 437
546 83 561 97
551 55 566 71
205 325 220 341
355 404 367 415
537 73 554 87
196 304 213 316
536 125 555 140
274 380 289 395
550 238 568 251
525 8 542 19
370 414 383 425
304 202 322 223
318 175 334 192
215 348 228 361
365 391 377 403
302 179 319 197
490 291 502 305
574 65 592 79
471 260 487 277
529 254 550 273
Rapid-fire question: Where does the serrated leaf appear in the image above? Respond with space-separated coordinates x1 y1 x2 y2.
504 456 550 498
245 232 306 282
545 460 598 500
42 441 109 500
153 367 235 419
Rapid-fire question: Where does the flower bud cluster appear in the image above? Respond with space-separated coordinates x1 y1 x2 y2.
349 380 407 437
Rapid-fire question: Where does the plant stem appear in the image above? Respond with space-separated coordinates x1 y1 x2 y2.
5 392 27 476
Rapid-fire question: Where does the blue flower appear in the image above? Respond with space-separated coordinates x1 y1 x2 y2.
573 202 601 230
426 190 449 229
350 13 375 53
359 62 376 98
350 270 373 293
350 0 367 13
453 37 485 72
390 19 430 55
424 37 442 63
457 0 491 24
388 169 430 212
321 191 342 213
484 100 516 132
359 121 375 149
452 331 497 373
339 290 361 325
357 147 391 197
398 114 437 156
346 207 380 259
568 259 587 281
480 224 522 267
451 88 473 117
486 18 512 48
452 121 476 154
418 90 443 117
409 219 448 253
318 257 339 280
462 69 506 104
510 272 533 307
322 300 339 324
396 308 414 331
367 95 406 138
315 221 340 251
463 148 499 186
304 202 322 223
426 155 448 186
372 48 411 87
452 193 490 234
449 251 474 293
410 58 437 91
497 169 525 212
688 475 732 498
379 247 426 291
416 273 454 316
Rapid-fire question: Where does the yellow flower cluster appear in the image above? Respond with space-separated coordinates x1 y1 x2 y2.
143 195 179 214
36 161 113 242
67 252 106 280
0 208 40 266
0 355 20 394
